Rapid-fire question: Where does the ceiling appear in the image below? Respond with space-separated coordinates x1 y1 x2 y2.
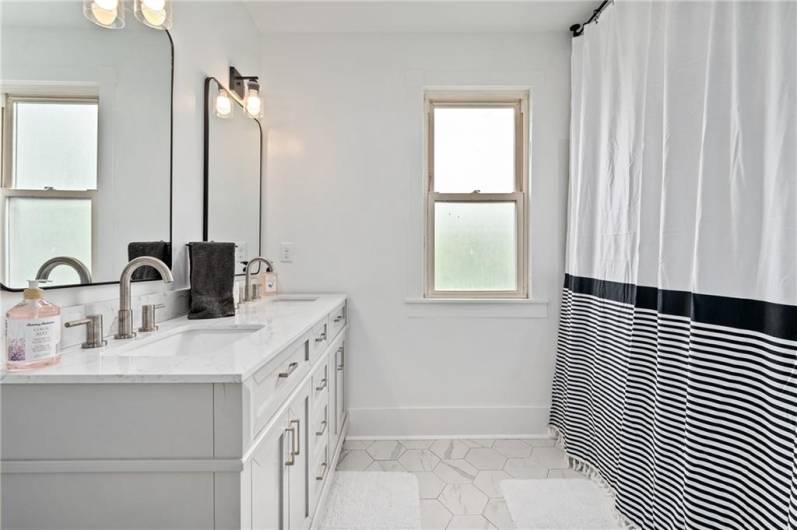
244 1 596 34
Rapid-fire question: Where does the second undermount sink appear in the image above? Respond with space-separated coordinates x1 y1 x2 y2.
115 325 266 358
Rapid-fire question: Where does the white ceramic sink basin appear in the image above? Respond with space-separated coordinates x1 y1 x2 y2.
115 325 265 358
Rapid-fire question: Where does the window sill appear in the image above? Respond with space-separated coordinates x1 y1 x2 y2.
404 297 549 319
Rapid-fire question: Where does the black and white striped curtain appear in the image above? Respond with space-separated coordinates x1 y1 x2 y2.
550 2 797 529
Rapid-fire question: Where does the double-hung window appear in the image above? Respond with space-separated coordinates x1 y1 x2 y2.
425 91 528 298
1 94 98 286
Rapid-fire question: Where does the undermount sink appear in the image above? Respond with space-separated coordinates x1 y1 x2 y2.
268 296 319 303
115 325 265 358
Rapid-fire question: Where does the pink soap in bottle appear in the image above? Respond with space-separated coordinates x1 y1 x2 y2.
5 280 62 371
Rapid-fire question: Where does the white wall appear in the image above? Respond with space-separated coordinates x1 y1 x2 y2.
260 32 571 437
0 1 261 324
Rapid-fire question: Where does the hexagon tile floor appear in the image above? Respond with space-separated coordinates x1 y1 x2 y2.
336 438 586 530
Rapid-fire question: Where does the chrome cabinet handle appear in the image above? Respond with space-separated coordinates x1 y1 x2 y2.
337 346 344 371
333 315 343 323
316 420 327 436
284 426 295 466
315 333 327 343
290 419 301 456
315 378 328 392
278 362 299 378
316 462 328 481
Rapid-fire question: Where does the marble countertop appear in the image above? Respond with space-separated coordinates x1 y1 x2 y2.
0 294 346 384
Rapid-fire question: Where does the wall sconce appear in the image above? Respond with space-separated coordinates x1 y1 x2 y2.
84 0 172 30
83 0 125 29
211 67 264 120
134 0 173 30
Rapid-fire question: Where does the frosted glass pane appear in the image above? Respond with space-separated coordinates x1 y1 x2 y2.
7 198 92 287
434 202 516 291
433 107 515 193
13 101 98 190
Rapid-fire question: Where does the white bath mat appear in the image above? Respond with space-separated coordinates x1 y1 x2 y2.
317 471 421 530
502 479 621 530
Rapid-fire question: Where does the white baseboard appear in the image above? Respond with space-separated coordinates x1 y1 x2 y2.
346 405 551 439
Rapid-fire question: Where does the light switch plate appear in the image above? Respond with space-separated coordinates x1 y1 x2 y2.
280 242 294 263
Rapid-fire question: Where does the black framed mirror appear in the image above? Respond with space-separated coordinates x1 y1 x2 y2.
0 0 174 291
203 74 263 275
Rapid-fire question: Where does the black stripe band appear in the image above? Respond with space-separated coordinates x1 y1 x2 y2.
564 274 797 342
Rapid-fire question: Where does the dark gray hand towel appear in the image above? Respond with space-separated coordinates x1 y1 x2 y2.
128 241 172 280
187 242 236 319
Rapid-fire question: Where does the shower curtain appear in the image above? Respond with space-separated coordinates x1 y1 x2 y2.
550 2 797 529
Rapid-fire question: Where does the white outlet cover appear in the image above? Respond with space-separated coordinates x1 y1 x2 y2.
280 242 294 262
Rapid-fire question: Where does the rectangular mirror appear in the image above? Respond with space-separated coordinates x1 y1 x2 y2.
0 0 173 290
203 77 262 275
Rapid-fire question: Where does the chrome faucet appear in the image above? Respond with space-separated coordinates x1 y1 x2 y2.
243 257 274 302
115 256 174 339
36 256 92 284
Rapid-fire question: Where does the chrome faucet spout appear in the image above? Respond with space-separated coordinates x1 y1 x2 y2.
36 256 92 285
115 256 174 339
243 257 274 302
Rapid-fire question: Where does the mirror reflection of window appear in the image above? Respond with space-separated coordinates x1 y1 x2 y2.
2 94 98 286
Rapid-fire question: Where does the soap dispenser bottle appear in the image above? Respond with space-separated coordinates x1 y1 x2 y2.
5 280 62 371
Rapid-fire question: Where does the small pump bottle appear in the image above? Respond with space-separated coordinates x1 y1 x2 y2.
5 280 62 371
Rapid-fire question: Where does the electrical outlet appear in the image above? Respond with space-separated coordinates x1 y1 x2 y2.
280 242 294 263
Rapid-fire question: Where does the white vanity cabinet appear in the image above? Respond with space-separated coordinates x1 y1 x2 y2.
1 295 348 530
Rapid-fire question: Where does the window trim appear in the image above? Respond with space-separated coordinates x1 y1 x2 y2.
424 91 529 299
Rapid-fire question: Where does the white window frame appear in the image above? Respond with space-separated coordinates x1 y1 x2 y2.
424 90 529 299
1 93 99 285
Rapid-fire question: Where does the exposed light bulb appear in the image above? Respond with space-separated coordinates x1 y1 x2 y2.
244 82 263 118
91 4 118 25
84 0 124 29
215 91 233 119
134 0 171 29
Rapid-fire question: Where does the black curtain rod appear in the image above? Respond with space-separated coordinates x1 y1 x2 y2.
569 0 613 37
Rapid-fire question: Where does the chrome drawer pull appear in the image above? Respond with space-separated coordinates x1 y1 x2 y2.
316 420 327 436
315 332 327 343
333 315 343 323
316 462 328 481
315 378 328 392
290 419 301 456
278 362 299 378
284 427 295 466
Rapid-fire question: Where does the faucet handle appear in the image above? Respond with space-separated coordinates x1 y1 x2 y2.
139 304 165 333
65 314 107 349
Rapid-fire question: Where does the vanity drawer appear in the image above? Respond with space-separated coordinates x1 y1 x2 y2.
309 403 328 462
328 302 347 340
309 320 329 364
311 442 329 508
311 358 329 408
247 336 310 440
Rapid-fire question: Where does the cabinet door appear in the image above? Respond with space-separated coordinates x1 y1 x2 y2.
287 382 311 530
334 340 346 446
251 408 292 530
